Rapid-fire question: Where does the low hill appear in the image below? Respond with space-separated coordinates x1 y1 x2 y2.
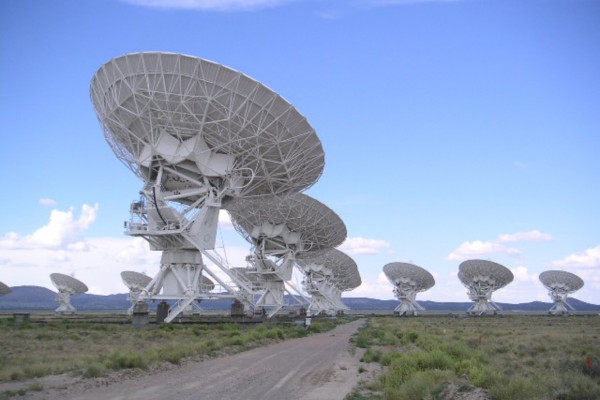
1 286 599 312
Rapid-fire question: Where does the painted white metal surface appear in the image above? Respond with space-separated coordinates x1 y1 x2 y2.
458 259 513 315
539 270 583 315
383 262 435 316
49 273 88 314
91 52 328 321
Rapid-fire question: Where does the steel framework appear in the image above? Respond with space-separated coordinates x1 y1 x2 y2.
226 193 347 317
91 52 325 322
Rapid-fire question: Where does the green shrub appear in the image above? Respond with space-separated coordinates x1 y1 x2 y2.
83 363 105 378
467 365 501 389
489 376 539 400
105 351 148 370
362 348 382 363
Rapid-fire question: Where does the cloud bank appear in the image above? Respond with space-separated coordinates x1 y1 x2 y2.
339 236 391 255
0 204 99 251
447 230 553 261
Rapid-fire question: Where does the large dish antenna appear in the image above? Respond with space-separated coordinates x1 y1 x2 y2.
49 273 88 314
225 193 347 317
539 270 584 315
296 248 361 316
0 281 11 296
383 262 434 316
226 192 346 255
91 52 326 322
91 52 324 199
458 259 513 315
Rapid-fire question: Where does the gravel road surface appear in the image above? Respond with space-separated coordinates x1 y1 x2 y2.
21 318 365 400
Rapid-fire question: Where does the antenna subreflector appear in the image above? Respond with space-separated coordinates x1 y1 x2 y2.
539 270 584 315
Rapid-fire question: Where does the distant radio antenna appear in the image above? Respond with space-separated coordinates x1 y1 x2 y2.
383 262 435 316
120 271 153 315
458 260 513 315
49 273 88 314
539 270 584 315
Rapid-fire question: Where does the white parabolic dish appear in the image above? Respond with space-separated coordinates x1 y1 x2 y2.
458 259 513 289
383 262 435 291
90 52 325 200
120 271 152 291
50 273 88 294
225 192 347 255
539 270 584 293
297 248 361 291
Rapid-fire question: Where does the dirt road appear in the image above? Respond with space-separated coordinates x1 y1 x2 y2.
23 318 366 400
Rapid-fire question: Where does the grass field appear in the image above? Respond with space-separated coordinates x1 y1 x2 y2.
346 314 600 400
0 313 340 387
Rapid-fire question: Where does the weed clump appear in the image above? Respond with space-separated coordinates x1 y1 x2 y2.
349 315 600 400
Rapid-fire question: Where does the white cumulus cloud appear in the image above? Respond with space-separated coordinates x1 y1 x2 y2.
446 240 521 261
553 246 600 270
447 230 553 261
0 204 99 251
498 230 553 243
339 237 391 255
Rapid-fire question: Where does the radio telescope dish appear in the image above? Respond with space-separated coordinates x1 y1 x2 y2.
296 248 361 316
49 273 88 314
226 192 347 256
226 193 346 317
121 271 152 314
91 52 324 199
121 271 152 292
458 260 513 315
383 262 435 316
0 281 11 295
91 52 326 323
539 270 584 315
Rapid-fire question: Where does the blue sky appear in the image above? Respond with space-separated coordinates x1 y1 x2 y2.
1 0 598 305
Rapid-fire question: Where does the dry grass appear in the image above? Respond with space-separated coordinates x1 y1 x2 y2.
0 314 341 384
347 314 600 400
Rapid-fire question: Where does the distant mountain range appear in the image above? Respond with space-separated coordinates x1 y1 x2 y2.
1 286 599 312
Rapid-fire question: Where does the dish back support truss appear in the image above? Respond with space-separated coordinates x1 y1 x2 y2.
91 52 326 322
226 193 347 317
383 262 434 316
458 259 513 315
539 270 584 315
